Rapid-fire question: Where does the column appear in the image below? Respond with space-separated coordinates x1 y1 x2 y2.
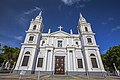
67 37 69 46
84 49 91 71
72 37 74 46
67 50 70 71
51 50 54 71
51 37 53 45
45 49 53 71
96 49 105 71
44 50 48 71
29 47 37 70
47 36 49 46
69 50 74 71
73 50 76 71
48 50 53 71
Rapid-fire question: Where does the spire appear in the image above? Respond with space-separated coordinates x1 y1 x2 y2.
35 11 42 20
80 13 83 18
79 12 86 22
39 11 42 17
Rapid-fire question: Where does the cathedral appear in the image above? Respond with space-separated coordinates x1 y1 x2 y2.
14 12 106 76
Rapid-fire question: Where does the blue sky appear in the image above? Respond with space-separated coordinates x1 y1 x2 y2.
0 0 120 54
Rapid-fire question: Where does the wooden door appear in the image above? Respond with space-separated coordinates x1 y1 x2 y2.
55 56 65 74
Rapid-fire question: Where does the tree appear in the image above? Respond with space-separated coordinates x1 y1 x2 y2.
0 54 4 66
0 45 20 69
101 45 120 72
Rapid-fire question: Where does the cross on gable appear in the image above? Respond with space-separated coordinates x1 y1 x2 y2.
58 26 63 31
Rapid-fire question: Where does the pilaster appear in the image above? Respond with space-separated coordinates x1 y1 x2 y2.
14 46 24 70
73 50 76 71
96 49 105 71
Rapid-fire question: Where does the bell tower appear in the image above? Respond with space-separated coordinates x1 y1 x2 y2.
14 11 44 74
78 13 97 46
24 11 44 44
78 13 105 76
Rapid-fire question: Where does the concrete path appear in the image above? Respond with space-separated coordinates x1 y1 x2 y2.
0 73 120 80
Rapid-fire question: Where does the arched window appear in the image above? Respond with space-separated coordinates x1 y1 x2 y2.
85 27 88 32
90 54 98 68
90 54 95 56
41 41 45 46
21 56 29 66
25 51 30 54
21 51 30 66
76 42 78 45
33 25 37 30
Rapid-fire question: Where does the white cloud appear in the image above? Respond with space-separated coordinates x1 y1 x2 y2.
24 6 41 14
76 4 85 8
102 50 107 54
102 17 114 25
18 17 28 27
61 0 90 6
108 17 114 21
59 0 89 11
112 26 120 31
101 22 107 25
20 17 26 22
61 0 73 5
14 36 23 41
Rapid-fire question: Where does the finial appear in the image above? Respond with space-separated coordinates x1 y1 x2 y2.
32 19 34 21
58 26 63 31
39 11 42 16
70 29 73 34
48 28 51 33
80 13 83 18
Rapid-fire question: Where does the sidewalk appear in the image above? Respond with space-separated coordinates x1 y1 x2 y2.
0 73 120 80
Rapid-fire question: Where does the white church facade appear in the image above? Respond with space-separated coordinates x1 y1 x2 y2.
14 12 106 76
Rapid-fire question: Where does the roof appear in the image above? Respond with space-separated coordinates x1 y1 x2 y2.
42 30 79 37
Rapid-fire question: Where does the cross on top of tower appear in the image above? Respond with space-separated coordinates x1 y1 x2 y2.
58 26 63 31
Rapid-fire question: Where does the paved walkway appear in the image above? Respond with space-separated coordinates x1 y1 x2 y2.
0 73 120 80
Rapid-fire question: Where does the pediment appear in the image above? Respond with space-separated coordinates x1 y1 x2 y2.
50 31 71 37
